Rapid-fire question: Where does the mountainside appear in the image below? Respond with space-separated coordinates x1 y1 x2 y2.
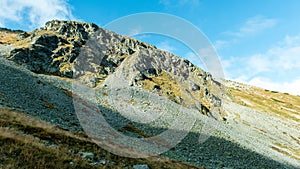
0 20 299 169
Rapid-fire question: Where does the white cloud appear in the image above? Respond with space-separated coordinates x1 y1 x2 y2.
226 15 277 37
222 35 300 79
0 0 74 29
214 40 230 50
221 54 268 80
223 34 300 95
271 46 300 70
247 54 272 72
156 41 177 53
128 26 142 36
284 35 300 46
247 36 300 72
248 77 300 95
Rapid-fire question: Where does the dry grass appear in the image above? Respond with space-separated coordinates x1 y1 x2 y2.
271 143 300 161
1 29 65 49
274 142 300 157
118 124 151 138
229 86 300 122
290 135 300 145
0 31 19 44
139 70 221 117
0 29 58 48
59 62 74 72
141 71 183 104
42 101 56 109
0 107 202 169
10 37 31 49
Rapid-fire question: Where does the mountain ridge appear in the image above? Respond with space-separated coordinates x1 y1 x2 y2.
0 20 299 168
1 20 225 120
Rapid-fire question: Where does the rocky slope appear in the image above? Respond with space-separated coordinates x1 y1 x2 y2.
0 20 223 118
0 20 299 168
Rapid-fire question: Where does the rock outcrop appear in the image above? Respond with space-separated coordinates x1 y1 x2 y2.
1 20 224 119
5 20 98 77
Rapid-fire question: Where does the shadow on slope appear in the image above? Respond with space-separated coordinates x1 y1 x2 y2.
0 107 201 169
0 58 295 169
96 104 295 169
0 58 81 131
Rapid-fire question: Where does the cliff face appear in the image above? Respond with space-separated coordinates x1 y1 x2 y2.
2 20 98 77
0 20 299 168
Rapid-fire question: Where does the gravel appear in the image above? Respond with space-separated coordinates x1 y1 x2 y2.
0 56 297 168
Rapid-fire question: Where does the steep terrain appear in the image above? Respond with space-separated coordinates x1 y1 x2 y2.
0 20 299 168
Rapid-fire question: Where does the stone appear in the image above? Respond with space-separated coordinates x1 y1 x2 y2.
78 152 95 160
132 164 150 169
18 32 30 39
190 83 200 91
152 84 161 90
90 160 106 167
98 159 106 165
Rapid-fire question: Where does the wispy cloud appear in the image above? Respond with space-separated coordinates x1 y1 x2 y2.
248 77 300 95
226 15 277 37
156 41 177 53
249 35 300 71
213 40 231 50
0 0 74 29
215 16 277 49
128 26 142 36
222 33 300 95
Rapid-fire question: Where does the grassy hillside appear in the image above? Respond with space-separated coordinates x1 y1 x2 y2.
227 81 300 122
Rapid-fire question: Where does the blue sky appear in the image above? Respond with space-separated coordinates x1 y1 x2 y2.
1 0 300 95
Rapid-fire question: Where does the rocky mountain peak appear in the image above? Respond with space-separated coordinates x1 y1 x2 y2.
1 20 101 77
42 20 99 38
0 20 224 119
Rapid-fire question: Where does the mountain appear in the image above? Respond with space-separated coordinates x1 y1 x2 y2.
0 20 299 169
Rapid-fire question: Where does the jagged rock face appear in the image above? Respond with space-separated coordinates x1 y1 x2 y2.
74 27 223 118
1 20 224 119
5 20 99 77
43 20 98 38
